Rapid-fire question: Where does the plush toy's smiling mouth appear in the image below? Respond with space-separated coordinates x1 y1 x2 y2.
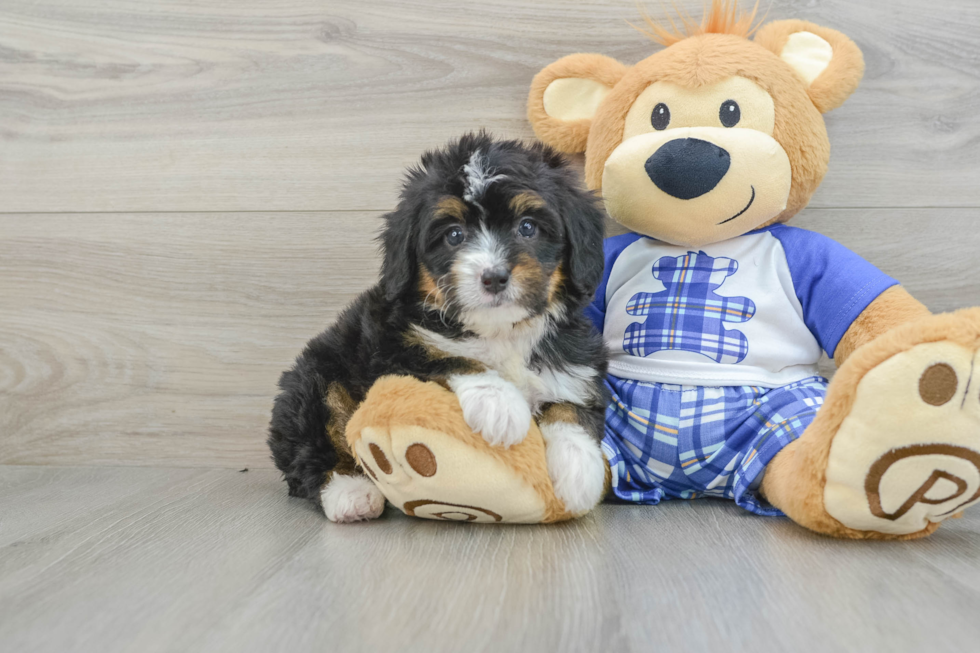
717 186 756 225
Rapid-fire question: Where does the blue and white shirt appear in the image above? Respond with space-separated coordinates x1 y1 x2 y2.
585 225 898 388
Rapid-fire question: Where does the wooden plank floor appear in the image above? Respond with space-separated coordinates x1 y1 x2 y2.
1 465 979 653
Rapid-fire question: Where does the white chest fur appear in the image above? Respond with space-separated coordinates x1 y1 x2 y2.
412 321 596 411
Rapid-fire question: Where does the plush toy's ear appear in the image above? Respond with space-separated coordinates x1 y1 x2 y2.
754 20 864 113
527 54 629 153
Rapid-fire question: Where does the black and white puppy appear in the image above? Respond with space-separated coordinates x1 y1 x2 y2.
268 132 609 522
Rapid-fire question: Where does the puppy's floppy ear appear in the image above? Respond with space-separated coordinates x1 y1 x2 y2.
528 54 628 154
557 178 606 304
379 203 419 302
755 20 864 113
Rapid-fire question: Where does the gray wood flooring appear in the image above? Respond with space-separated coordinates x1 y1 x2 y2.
2 465 980 653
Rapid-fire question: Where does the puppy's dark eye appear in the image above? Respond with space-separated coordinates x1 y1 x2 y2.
517 219 537 238
651 103 670 131
720 100 740 128
445 226 465 246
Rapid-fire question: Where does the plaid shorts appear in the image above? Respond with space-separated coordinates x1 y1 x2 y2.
601 375 828 516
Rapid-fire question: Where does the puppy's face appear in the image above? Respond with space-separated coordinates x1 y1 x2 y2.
419 168 564 329
380 134 605 333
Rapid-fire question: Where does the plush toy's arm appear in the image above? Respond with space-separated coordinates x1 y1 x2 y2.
833 286 931 367
768 227 931 369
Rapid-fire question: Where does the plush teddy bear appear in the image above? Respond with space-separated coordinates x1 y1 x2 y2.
524 0 980 539
345 1 979 535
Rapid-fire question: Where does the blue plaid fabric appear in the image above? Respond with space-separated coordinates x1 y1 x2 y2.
601 375 828 515
623 251 756 364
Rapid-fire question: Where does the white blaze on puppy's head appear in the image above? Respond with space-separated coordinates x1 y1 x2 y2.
461 150 507 204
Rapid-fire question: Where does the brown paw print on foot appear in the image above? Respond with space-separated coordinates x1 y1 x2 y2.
365 441 436 478
864 363 980 522
352 424 552 523
825 341 980 535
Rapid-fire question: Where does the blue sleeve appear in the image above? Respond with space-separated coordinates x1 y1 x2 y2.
583 232 643 334
769 225 898 358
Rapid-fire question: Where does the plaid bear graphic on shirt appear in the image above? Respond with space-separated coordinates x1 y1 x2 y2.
623 251 756 364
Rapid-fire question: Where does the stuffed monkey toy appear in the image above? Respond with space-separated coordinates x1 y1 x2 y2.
525 0 980 539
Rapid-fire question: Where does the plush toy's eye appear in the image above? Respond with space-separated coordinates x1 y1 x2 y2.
651 103 671 131
518 219 537 238
720 100 741 128
445 226 465 246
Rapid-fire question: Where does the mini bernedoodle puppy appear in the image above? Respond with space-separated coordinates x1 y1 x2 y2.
268 132 609 522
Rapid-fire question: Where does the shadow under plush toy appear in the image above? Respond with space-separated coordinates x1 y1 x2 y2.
526 0 980 539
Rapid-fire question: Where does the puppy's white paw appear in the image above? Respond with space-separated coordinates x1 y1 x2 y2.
449 371 532 448
541 422 606 515
321 474 385 523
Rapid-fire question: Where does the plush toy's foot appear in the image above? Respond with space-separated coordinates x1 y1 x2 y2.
824 337 980 536
320 474 386 523
345 376 576 523
764 309 980 539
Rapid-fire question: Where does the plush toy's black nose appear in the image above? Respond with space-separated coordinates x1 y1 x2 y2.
645 138 731 200
481 267 510 295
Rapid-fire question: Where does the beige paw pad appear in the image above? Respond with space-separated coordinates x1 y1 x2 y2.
353 425 550 524
825 342 980 535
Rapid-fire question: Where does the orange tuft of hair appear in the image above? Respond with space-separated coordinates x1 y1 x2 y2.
632 0 764 46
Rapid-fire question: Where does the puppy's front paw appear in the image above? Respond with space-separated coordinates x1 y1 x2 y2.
320 474 385 523
541 422 606 515
449 372 532 448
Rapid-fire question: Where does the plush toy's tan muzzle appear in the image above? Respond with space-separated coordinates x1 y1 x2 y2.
601 127 792 247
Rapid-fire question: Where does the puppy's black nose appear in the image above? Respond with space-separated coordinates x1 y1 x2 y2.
481 268 510 295
645 138 731 200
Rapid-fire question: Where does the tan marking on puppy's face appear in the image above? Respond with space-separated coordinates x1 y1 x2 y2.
510 251 551 310
418 265 446 310
508 191 546 216
434 196 467 222
602 76 792 247
546 265 564 305
510 251 546 286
